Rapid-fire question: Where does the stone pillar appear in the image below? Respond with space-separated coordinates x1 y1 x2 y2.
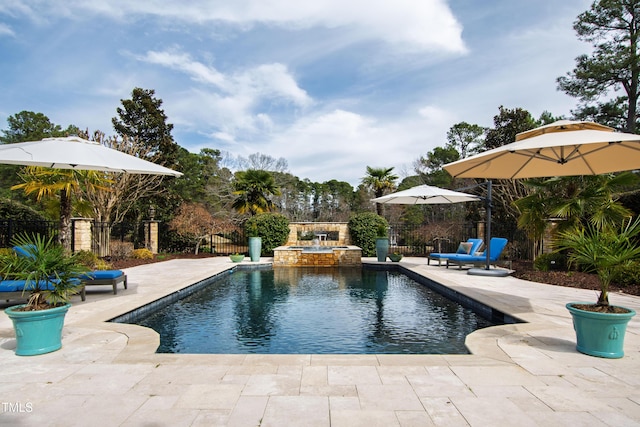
144 221 159 254
72 218 93 253
477 220 485 241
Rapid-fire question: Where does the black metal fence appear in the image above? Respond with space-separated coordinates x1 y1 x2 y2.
0 219 58 247
0 218 534 260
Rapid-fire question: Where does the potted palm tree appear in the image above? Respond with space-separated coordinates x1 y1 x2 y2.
245 221 262 262
375 223 389 262
555 218 640 358
1 233 88 356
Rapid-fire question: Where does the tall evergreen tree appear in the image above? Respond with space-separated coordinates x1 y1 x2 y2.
557 0 640 132
0 110 75 144
112 87 179 166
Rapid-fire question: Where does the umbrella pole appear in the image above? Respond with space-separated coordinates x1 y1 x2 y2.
485 180 491 270
468 180 509 277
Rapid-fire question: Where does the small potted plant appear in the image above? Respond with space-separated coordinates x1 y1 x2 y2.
389 252 403 262
229 253 245 262
375 223 389 262
2 233 88 356
555 218 640 358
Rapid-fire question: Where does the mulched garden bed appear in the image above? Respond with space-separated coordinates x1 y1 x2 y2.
510 260 640 297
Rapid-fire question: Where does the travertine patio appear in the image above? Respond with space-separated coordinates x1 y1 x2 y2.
0 256 639 426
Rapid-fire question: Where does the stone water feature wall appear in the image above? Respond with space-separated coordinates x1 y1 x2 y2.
273 246 361 267
286 222 351 245
274 222 361 267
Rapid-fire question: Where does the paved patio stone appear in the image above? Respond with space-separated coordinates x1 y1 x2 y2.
0 256 639 426
261 396 329 427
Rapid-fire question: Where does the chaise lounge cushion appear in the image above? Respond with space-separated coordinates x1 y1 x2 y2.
446 237 509 269
12 244 36 259
428 238 483 265
81 270 127 295
0 278 85 301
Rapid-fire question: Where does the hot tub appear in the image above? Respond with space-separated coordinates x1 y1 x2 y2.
273 245 362 267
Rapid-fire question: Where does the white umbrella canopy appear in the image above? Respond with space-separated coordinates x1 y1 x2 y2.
0 136 182 176
371 184 480 204
443 120 640 179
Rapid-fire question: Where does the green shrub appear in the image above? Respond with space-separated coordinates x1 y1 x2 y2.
132 248 154 260
348 213 388 257
534 252 567 272
0 248 15 258
94 258 113 270
0 199 49 221
244 213 290 255
612 260 640 288
110 241 134 260
74 250 100 269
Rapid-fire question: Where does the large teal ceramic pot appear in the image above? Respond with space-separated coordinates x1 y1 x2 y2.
248 237 262 262
375 238 389 262
566 302 636 358
5 303 71 356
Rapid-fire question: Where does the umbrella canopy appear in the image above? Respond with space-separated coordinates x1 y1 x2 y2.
443 120 640 179
371 184 480 204
0 136 182 176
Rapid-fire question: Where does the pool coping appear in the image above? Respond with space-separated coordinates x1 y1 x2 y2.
47 257 639 366
110 262 513 356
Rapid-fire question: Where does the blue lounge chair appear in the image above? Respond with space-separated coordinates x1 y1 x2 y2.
0 279 86 302
446 237 509 270
428 238 483 266
81 270 127 295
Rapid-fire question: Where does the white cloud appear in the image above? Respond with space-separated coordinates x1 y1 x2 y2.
0 23 15 37
253 107 452 184
12 0 466 53
135 49 312 139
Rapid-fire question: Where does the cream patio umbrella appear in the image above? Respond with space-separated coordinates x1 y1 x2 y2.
443 119 640 276
0 136 182 176
370 184 481 205
371 184 490 269
443 120 640 179
0 136 182 250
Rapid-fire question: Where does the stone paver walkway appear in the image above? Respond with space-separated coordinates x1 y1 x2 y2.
0 257 639 426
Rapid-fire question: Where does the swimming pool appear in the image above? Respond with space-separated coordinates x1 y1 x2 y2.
130 267 501 354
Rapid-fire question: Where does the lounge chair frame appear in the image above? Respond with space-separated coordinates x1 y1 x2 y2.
2 286 86 302
82 272 127 295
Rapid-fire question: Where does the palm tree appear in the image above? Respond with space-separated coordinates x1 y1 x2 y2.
513 172 637 258
12 167 110 251
232 169 281 216
362 166 398 215
555 217 640 307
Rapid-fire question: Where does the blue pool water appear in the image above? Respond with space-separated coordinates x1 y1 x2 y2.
132 267 499 354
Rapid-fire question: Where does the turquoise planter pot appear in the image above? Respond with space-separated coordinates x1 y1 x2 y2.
5 303 70 356
376 238 389 262
248 237 262 262
566 302 636 359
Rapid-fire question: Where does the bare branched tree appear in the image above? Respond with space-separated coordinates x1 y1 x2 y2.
78 130 167 223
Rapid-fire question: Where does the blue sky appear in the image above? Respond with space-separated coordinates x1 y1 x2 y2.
0 0 592 186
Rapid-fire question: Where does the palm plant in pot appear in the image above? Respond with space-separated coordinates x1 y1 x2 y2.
554 217 640 358
245 221 262 262
1 233 88 356
375 223 389 262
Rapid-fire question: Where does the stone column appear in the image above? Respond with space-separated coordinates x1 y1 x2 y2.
72 218 93 253
144 220 159 254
